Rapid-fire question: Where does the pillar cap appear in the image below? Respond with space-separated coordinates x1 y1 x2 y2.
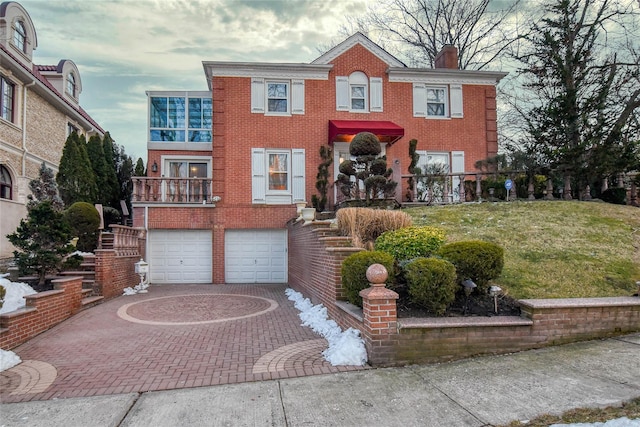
366 263 388 286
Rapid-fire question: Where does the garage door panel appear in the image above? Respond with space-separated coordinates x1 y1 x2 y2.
149 230 212 284
225 229 287 283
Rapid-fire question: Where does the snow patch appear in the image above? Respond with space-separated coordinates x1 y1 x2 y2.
0 349 21 372
285 288 367 366
0 275 37 314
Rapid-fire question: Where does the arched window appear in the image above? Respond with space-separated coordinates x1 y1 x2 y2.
13 20 26 52
0 165 13 199
348 71 368 111
66 73 76 97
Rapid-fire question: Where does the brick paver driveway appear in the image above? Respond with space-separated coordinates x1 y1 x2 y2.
1 284 366 403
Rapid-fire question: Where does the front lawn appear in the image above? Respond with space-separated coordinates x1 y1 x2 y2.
404 201 640 299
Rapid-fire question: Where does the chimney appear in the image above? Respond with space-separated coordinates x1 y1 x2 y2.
434 45 459 69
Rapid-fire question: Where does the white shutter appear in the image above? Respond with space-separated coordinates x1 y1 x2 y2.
450 84 463 118
451 151 465 202
252 148 266 203
291 80 305 114
291 149 306 202
370 77 383 112
251 78 265 113
336 76 349 111
413 83 426 117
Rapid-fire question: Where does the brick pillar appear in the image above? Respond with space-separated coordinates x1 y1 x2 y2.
94 249 115 298
359 264 399 366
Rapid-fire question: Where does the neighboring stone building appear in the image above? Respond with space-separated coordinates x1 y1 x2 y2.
133 32 506 285
0 1 104 261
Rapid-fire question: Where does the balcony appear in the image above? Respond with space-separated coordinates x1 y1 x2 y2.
132 177 216 204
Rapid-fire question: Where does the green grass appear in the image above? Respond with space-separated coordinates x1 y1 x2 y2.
404 201 640 299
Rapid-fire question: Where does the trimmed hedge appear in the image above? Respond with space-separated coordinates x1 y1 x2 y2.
64 202 100 252
375 226 446 261
404 257 457 316
341 250 395 307
436 240 504 291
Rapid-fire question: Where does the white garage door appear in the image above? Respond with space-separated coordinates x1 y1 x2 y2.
225 229 287 283
148 230 212 284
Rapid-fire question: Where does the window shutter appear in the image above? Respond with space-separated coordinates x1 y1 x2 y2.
291 80 305 114
252 148 266 203
291 149 306 202
451 150 465 202
336 76 349 111
251 78 265 113
413 83 426 117
370 77 383 112
450 84 463 118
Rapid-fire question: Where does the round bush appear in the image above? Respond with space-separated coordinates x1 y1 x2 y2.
64 202 100 252
404 257 457 316
341 250 395 307
436 240 504 291
600 187 626 205
350 132 381 157
375 226 446 261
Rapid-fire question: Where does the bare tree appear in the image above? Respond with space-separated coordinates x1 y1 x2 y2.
513 0 640 195
360 0 522 69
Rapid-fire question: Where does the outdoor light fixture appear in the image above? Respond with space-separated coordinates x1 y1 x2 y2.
151 161 158 173
489 285 502 314
461 279 476 316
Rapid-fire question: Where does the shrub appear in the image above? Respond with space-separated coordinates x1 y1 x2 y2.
600 188 626 205
102 206 122 228
64 202 100 252
337 207 412 249
341 250 395 307
436 240 504 291
404 257 457 316
375 226 446 261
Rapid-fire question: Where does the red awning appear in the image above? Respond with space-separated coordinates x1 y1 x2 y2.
328 120 404 145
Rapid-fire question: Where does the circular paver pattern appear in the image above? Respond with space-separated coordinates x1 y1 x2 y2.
117 294 278 325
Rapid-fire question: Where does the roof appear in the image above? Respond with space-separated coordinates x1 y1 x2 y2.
0 43 104 134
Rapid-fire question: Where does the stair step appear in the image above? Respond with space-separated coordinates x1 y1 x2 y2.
81 296 104 309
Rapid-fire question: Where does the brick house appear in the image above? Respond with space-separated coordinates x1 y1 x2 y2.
133 33 506 285
0 1 104 261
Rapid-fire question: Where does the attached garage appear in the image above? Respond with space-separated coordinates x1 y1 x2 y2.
225 229 287 283
148 230 212 284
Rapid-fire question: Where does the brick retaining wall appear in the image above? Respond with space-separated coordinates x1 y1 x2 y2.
0 276 83 350
288 218 640 366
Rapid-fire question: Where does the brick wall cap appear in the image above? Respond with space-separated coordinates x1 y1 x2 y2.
51 276 83 284
0 306 38 318
399 315 532 330
519 297 640 309
25 289 64 299
326 247 363 253
360 286 399 300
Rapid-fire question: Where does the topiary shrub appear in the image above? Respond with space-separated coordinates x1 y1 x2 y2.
341 250 395 307
375 226 446 261
436 240 504 291
64 202 100 252
102 206 122 228
404 257 457 316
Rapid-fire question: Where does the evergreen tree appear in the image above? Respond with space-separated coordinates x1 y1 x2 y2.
87 135 111 205
7 201 75 286
27 162 64 211
56 132 98 205
134 157 146 176
114 145 134 214
101 132 121 209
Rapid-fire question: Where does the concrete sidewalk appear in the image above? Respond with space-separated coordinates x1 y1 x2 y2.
2 333 639 427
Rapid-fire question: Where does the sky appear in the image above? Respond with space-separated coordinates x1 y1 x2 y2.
20 0 372 160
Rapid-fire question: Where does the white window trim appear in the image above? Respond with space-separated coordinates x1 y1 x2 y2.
265 80 290 116
412 84 463 119
336 73 383 113
426 86 449 119
252 148 305 205
160 155 212 178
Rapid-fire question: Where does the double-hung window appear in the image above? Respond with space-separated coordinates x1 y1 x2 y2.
336 72 383 113
66 73 76 98
1 76 14 122
413 83 463 119
252 148 305 204
251 78 304 115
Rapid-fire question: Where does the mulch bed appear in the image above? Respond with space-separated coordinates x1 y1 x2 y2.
397 289 522 318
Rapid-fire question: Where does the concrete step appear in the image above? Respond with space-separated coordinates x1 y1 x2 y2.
81 296 104 309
